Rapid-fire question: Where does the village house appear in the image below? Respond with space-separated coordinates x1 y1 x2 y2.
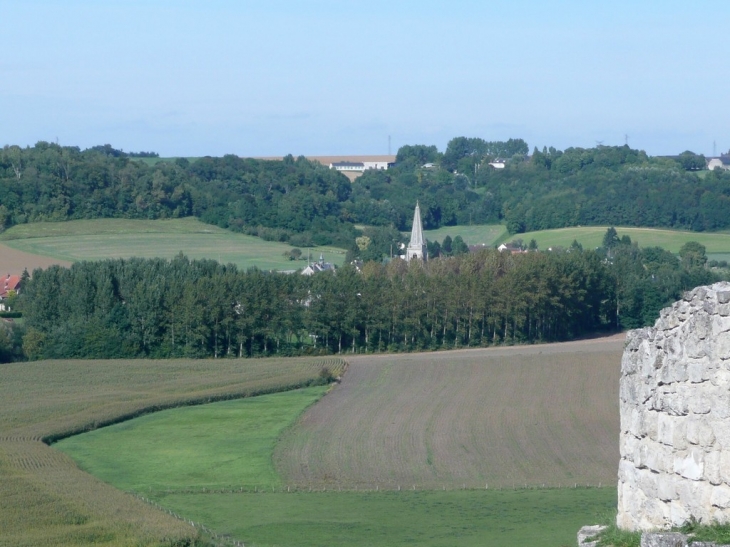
0 274 22 311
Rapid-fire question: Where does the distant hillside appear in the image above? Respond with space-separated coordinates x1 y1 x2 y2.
2 141 729 255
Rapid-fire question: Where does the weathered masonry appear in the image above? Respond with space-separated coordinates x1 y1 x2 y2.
618 282 730 531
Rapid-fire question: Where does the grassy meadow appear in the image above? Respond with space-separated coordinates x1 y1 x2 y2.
495 225 730 257
0 217 346 271
423 223 507 246
56 387 329 492
0 356 344 547
152 488 616 547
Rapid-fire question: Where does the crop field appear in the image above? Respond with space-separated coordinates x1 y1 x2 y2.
0 356 345 546
496 225 730 256
0 241 73 273
423 223 507 246
276 335 624 490
0 217 346 272
53 338 621 547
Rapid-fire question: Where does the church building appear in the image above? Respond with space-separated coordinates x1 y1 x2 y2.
405 202 427 262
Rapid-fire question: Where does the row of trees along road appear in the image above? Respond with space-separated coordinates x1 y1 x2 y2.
9 232 720 362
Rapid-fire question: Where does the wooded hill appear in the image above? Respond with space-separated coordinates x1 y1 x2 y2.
1 141 728 253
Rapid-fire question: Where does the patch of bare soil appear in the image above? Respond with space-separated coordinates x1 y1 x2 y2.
0 243 72 275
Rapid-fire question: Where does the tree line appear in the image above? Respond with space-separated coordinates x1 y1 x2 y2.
3 140 728 255
3 232 718 363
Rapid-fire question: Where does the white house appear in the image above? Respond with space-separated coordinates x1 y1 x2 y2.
329 161 389 173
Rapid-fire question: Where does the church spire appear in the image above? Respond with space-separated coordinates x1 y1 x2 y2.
406 201 427 262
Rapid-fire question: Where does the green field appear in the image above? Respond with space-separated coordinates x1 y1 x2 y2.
152 488 616 547
495 226 730 256
423 224 507 246
56 387 328 492
0 217 345 271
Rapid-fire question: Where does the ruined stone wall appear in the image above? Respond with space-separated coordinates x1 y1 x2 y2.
618 282 730 531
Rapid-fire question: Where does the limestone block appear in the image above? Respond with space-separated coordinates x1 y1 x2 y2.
646 411 660 440
719 290 730 305
657 474 678 501
658 414 677 446
688 358 711 383
621 434 640 460
619 459 639 483
688 393 712 415
675 478 714 518
711 484 730 508
577 525 606 547
711 422 730 450
711 369 730 389
706 450 722 485
699 422 717 448
674 448 704 481
719 303 730 317
645 443 672 474
691 314 713 341
641 497 672 530
713 315 730 336
669 500 691 528
622 379 640 406
715 332 730 360
688 417 701 445
640 532 687 547
659 391 690 416
670 359 689 384
673 419 689 451
685 335 708 359
710 393 730 420
719 450 730 484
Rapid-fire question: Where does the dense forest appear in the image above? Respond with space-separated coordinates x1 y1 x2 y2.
2 140 729 254
2 234 715 362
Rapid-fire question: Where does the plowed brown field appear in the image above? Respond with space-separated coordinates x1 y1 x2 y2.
0 242 71 274
275 335 624 489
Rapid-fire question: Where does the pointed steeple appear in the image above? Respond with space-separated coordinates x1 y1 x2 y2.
406 201 427 262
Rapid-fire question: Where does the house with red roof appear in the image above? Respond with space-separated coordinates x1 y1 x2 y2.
0 274 22 311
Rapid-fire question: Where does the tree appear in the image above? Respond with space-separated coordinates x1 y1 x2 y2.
679 241 707 270
452 236 469 256
395 145 440 166
528 239 538 251
677 151 706 171
602 227 619 250
442 235 453 256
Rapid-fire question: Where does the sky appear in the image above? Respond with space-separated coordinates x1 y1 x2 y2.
2 1 729 157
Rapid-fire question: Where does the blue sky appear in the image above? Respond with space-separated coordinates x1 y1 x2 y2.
2 1 728 157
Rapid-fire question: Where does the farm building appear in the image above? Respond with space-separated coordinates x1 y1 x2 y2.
707 155 730 170
301 255 335 276
329 160 390 172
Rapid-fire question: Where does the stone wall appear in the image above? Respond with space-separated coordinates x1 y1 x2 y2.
618 282 730 531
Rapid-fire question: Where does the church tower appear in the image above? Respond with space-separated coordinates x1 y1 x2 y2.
406 202 427 262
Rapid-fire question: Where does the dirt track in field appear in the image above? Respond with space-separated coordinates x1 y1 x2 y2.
275 334 625 489
0 242 72 274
